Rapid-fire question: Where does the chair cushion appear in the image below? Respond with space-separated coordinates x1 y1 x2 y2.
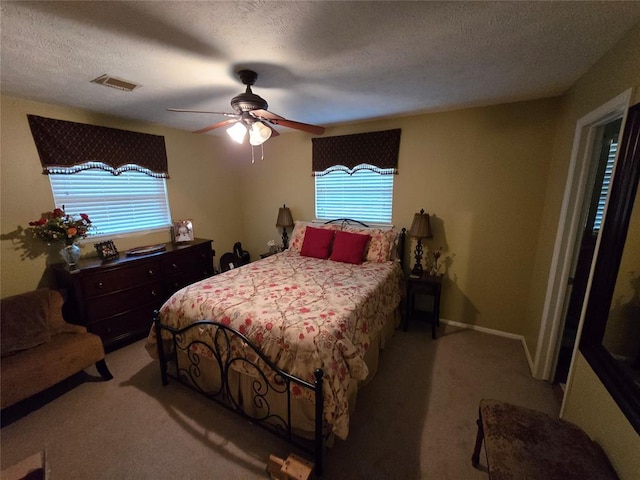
480 399 618 480
1 331 105 409
1 289 52 357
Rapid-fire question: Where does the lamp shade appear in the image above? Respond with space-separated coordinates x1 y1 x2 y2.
276 204 294 228
409 209 432 238
226 122 247 144
249 121 272 146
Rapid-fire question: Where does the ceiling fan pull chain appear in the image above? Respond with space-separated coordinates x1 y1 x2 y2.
251 145 255 164
261 143 265 161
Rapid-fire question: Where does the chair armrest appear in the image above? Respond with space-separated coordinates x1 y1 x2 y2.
54 323 87 335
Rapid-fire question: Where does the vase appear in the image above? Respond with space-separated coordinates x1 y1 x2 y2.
59 243 81 266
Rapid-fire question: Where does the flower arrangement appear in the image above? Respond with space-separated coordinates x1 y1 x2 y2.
430 246 443 276
28 207 93 245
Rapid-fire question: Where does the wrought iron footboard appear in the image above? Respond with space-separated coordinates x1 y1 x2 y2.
153 312 325 474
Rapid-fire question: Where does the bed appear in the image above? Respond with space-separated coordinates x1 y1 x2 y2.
145 220 406 473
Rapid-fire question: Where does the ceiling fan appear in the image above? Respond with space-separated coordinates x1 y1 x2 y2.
167 69 326 146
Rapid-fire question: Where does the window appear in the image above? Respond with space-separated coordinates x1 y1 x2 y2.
593 139 618 233
315 164 394 224
49 163 172 237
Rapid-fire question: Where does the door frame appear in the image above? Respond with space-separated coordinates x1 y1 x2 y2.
533 89 632 381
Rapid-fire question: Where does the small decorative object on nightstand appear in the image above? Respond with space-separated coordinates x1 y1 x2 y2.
276 204 294 249
409 208 432 277
405 273 442 339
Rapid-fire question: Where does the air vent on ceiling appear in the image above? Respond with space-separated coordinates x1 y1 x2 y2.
91 74 139 92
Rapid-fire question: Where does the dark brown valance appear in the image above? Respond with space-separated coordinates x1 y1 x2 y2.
312 128 401 174
27 115 169 178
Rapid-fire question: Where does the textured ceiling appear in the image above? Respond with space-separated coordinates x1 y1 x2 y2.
2 1 640 135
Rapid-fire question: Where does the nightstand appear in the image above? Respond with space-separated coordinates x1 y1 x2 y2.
405 273 442 339
260 251 276 259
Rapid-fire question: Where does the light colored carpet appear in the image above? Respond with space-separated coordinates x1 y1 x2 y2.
1 322 559 479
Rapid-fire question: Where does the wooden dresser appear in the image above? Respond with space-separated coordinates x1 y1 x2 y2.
52 238 214 350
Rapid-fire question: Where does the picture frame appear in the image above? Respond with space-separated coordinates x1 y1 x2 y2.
173 219 194 243
95 240 119 261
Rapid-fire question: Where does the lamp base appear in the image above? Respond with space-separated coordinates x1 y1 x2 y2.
411 263 423 277
281 228 289 250
411 238 424 278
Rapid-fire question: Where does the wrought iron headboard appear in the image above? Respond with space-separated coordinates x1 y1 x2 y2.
323 218 369 228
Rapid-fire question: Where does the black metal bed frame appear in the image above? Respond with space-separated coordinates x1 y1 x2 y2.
154 316 326 473
153 221 406 475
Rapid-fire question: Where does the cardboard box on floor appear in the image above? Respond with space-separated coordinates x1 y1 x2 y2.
267 453 313 480
1 450 47 480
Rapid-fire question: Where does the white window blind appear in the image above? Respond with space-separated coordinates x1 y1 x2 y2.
593 140 618 233
315 165 394 224
49 165 172 237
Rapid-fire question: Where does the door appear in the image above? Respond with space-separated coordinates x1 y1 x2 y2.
554 118 622 384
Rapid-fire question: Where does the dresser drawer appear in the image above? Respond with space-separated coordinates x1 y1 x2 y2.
165 271 210 292
88 304 157 346
85 281 164 322
161 245 213 278
80 261 161 297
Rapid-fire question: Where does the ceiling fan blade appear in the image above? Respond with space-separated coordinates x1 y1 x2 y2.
267 118 325 135
193 119 237 134
251 109 284 120
167 108 238 117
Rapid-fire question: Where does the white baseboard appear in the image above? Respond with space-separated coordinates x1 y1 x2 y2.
441 319 534 374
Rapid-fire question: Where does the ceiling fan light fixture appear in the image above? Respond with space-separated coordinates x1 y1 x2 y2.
249 121 272 146
227 122 247 143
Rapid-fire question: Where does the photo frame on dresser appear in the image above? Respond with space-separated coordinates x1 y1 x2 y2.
173 219 194 243
95 240 119 261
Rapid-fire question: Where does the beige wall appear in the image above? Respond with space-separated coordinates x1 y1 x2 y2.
563 354 640 480
547 22 640 480
2 93 559 339
0 96 243 297
237 98 559 335
525 23 640 356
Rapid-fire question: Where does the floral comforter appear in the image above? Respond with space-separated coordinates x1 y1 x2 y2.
145 250 402 439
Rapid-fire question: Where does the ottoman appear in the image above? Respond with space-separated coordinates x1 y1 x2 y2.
471 399 618 480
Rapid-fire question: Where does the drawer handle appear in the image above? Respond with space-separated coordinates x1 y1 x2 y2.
151 289 158 297
148 269 155 276
96 281 104 289
171 263 178 270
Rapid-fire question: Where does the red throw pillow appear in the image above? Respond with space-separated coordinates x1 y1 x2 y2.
300 226 335 259
330 231 371 264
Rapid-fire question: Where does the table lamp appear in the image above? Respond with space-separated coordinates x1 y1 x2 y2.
409 208 432 276
276 204 294 249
